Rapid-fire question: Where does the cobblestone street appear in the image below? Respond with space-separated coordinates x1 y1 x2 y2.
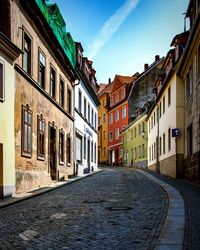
0 167 168 250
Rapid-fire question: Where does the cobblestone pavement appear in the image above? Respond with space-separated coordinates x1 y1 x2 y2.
0 167 168 250
146 170 200 250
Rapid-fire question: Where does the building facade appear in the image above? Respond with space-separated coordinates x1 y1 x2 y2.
0 32 21 198
147 32 188 178
74 43 99 175
178 0 200 183
108 75 137 165
0 0 77 193
98 82 113 165
122 108 148 168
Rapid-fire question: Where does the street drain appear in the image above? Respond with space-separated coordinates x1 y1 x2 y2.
83 199 106 204
106 206 133 211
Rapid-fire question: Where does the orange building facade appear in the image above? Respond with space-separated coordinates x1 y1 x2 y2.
108 75 137 165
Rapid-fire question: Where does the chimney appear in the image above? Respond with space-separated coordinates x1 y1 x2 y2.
144 64 148 71
108 78 111 84
155 55 160 61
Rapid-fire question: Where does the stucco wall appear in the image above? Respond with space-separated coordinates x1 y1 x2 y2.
0 50 15 197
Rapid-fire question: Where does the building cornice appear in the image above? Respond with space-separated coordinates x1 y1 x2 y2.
0 32 22 60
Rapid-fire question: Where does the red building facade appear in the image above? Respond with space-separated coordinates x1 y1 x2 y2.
108 75 138 165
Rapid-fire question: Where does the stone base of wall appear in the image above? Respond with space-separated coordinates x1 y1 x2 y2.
148 154 184 179
124 160 147 169
184 151 200 184
16 170 52 194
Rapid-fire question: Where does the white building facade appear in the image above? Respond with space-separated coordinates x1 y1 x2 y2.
74 43 99 175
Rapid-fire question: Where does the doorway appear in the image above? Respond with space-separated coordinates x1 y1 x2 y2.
49 125 56 180
87 139 90 172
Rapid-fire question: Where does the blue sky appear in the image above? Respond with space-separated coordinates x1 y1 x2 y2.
54 0 189 83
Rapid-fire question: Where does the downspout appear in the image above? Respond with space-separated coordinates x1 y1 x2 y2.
73 79 80 176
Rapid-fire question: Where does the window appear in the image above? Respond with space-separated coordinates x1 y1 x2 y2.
94 143 97 163
66 134 71 164
91 109 94 126
139 145 141 158
59 79 64 107
134 147 137 160
163 96 165 114
187 124 193 156
38 51 45 89
37 115 45 160
115 129 119 140
131 129 133 139
78 89 82 113
122 88 125 99
134 127 137 138
110 114 113 124
122 106 126 118
84 98 87 117
76 135 82 162
154 142 156 159
0 60 5 101
142 144 145 158
91 141 93 162
103 114 106 123
115 110 119 121
186 67 193 99
88 103 90 122
163 133 165 154
159 103 162 118
50 67 56 99
110 96 114 106
84 135 86 159
168 86 171 106
23 33 31 74
116 93 119 103
95 113 97 130
98 117 101 126
159 137 162 155
59 130 64 164
110 132 113 141
67 87 72 115
22 105 32 157
103 131 106 140
142 122 145 133
168 128 171 151
139 124 141 135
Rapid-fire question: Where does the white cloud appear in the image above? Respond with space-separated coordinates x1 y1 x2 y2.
88 0 140 59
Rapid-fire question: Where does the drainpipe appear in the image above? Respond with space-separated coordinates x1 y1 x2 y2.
73 79 80 176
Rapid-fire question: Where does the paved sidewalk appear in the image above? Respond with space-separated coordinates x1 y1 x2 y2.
0 170 102 209
145 169 200 250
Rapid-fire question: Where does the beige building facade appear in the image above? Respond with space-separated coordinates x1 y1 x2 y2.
0 0 77 193
0 32 21 198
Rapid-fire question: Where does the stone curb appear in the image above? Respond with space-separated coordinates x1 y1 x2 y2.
137 170 185 250
0 169 103 209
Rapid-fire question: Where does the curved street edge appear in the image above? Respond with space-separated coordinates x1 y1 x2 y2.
137 170 185 250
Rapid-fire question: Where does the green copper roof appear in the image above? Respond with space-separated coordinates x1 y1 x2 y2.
35 0 76 68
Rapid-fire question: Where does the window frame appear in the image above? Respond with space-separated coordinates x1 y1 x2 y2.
38 49 46 89
21 105 32 158
0 60 5 102
66 133 71 164
23 30 32 75
50 65 56 99
59 77 65 108
59 129 65 165
67 86 72 115
37 115 45 160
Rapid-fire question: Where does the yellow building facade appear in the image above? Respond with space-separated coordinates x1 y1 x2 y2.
0 32 21 198
98 84 112 164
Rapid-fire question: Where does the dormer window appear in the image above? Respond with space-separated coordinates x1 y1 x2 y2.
116 93 119 103
122 88 125 99
110 96 114 106
78 50 82 68
175 45 179 62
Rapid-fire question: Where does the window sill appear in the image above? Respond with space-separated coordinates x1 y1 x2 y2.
21 151 32 158
37 155 45 161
